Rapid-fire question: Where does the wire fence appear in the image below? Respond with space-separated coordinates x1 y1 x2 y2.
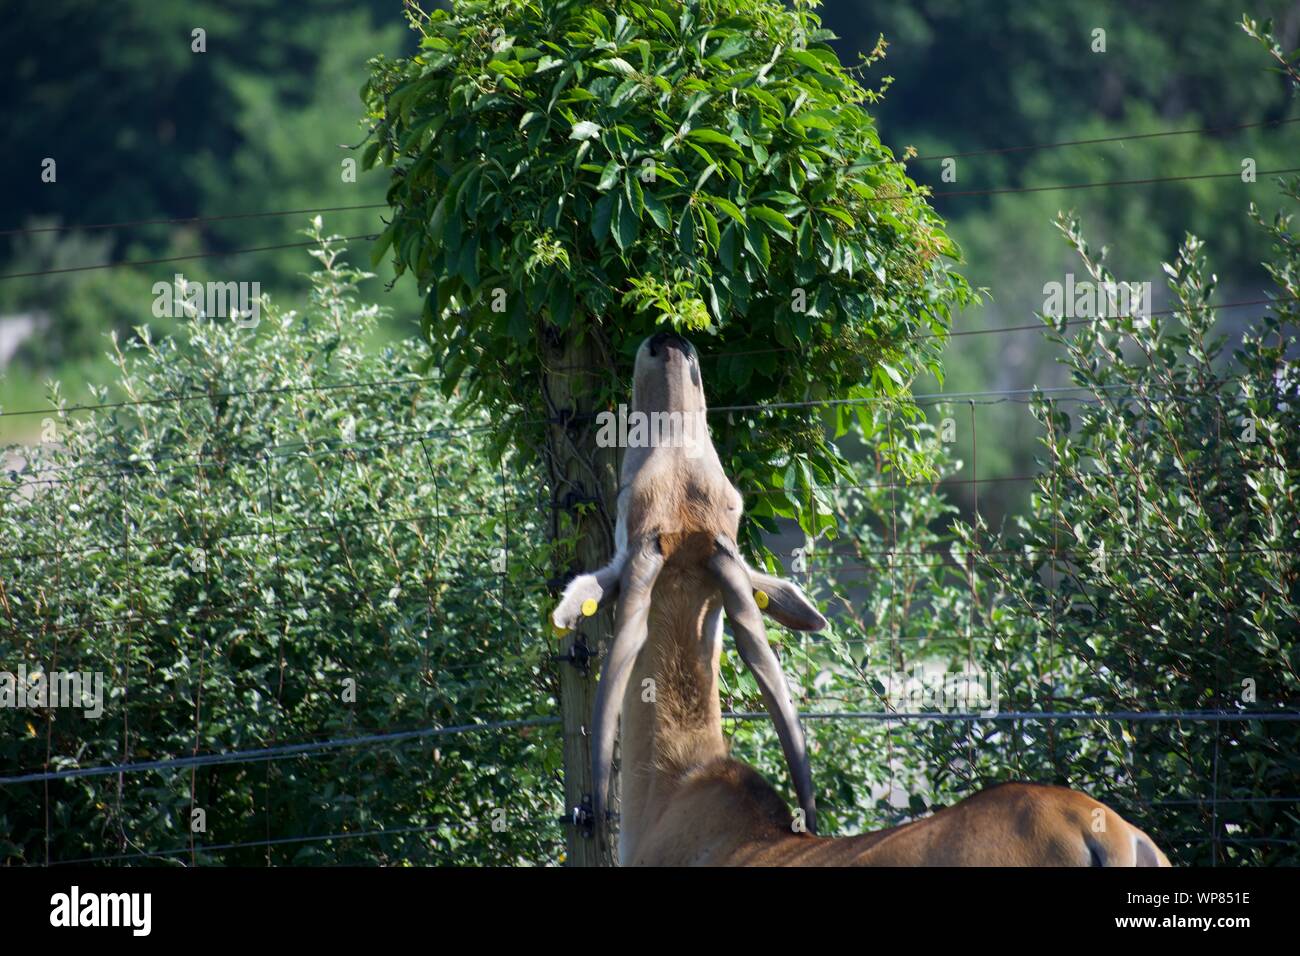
2 107 1297 867
4 354 1295 863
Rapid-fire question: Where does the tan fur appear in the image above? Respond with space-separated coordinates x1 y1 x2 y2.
633 768 1170 866
565 333 1171 867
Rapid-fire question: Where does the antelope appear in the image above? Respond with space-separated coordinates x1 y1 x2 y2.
553 331 1170 866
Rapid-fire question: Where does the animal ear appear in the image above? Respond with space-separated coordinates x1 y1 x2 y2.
551 550 627 632
746 570 827 632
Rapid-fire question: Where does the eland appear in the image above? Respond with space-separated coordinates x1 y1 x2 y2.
553 332 1170 866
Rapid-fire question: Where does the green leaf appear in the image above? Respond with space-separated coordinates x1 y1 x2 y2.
744 222 770 269
677 208 696 257
597 56 637 76
613 193 639 251
597 160 621 191
748 205 795 238
625 175 645 219
712 34 749 59
694 163 719 192
643 189 670 230
592 192 614 242
650 165 684 187
700 207 721 249
719 222 739 270
370 224 396 268
817 204 854 227
686 129 742 152
706 195 746 225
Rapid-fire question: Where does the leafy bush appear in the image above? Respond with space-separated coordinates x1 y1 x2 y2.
2 207 1293 864
0 230 562 865
728 420 980 835
958 198 1299 865
742 183 1299 864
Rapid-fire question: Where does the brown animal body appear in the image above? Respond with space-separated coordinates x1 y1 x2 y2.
553 332 1169 867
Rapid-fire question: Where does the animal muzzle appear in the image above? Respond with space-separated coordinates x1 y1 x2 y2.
647 331 691 357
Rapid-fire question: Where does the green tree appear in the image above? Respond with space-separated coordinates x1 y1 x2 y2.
816 1 1300 529
767 15 1300 864
755 175 1299 863
362 0 974 533
362 0 972 861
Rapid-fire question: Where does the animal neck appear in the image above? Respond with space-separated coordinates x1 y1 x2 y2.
616 566 728 863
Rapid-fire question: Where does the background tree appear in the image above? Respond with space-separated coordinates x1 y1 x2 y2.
823 0 1300 529
0 0 416 442
926 194 1299 864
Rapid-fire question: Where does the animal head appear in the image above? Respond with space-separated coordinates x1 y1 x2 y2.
632 331 707 415
553 332 827 836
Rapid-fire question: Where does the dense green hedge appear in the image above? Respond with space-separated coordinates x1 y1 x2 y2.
0 230 561 865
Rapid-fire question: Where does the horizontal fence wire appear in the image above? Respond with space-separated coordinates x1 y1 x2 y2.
13 435 525 496
0 374 443 420
0 717 563 786
4 370 1284 466
6 110 1295 240
47 818 564 866
0 234 380 281
9 166 1293 280
813 544 1297 569
7 709 1295 789
0 203 388 239
7 420 482 475
0 500 548 564
42 807 1289 865
2 155 1294 867
0 578 548 771
919 166 1300 201
6 291 1294 421
0 574 547 646
726 710 1300 723
6 462 1293 567
893 114 1300 164
3 526 1291 578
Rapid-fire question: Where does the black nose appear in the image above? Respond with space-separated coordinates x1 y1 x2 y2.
648 331 689 357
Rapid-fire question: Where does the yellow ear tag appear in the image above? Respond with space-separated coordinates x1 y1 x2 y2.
581 598 598 617
754 589 769 610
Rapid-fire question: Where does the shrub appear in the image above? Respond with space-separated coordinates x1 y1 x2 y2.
0 229 561 865
772 191 1300 864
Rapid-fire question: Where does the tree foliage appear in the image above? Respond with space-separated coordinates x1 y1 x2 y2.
0 0 415 429
739 174 1299 864
362 0 973 550
974 195 1300 864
